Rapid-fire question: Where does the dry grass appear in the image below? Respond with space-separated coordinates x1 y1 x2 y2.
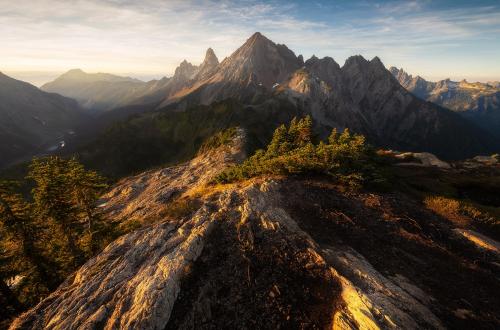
424 196 499 240
424 196 470 227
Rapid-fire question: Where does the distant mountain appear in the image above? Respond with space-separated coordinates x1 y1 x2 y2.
0 72 87 167
390 67 500 137
41 69 171 112
40 48 221 113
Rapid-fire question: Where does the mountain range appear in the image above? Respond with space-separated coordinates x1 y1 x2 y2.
390 67 500 137
83 33 499 163
1 32 499 171
40 69 171 112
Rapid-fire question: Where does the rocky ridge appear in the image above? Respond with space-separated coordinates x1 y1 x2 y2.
10 133 500 329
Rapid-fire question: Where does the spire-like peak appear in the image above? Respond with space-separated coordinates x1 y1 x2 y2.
203 47 219 66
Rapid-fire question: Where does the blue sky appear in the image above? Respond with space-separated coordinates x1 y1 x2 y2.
1 0 499 85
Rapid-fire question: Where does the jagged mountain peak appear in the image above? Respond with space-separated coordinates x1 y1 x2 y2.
306 55 319 64
343 54 369 67
203 48 219 66
235 32 284 56
370 56 385 69
305 55 338 67
303 56 341 86
247 31 267 43
173 60 198 80
342 55 386 72
214 32 301 88
195 48 220 81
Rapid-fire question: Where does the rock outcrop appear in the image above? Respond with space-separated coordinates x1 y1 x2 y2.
10 133 500 329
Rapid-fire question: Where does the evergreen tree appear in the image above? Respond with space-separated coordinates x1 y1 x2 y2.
28 158 83 266
0 157 112 313
215 116 379 187
0 181 54 306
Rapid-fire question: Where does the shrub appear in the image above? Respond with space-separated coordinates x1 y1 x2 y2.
214 116 380 188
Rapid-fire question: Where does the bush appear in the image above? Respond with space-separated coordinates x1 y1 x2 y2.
214 116 380 188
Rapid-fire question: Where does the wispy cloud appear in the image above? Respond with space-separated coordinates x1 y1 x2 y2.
1 0 499 84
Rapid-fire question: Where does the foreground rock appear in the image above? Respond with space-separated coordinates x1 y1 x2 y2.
10 146 500 329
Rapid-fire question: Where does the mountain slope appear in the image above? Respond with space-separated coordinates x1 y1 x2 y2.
281 55 498 159
145 33 497 159
41 69 171 112
10 136 500 329
390 67 500 137
0 72 87 167
161 32 303 107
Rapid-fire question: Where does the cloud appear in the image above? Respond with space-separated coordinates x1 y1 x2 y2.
1 0 499 83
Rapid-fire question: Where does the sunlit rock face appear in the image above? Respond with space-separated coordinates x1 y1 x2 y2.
10 132 500 329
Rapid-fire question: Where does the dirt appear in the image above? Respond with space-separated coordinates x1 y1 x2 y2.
166 200 342 330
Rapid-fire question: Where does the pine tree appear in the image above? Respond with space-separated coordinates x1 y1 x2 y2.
28 157 83 267
0 181 55 306
66 158 108 255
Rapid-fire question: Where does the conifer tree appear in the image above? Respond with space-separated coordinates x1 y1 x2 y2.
28 157 84 266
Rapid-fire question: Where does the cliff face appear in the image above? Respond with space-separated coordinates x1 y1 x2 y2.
10 134 500 329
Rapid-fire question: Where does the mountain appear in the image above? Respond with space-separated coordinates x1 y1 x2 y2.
9 135 500 329
40 48 220 113
0 72 87 167
131 33 496 160
390 67 500 137
160 32 303 107
40 69 172 112
280 55 498 159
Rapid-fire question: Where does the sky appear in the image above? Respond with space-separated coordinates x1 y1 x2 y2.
1 0 499 86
